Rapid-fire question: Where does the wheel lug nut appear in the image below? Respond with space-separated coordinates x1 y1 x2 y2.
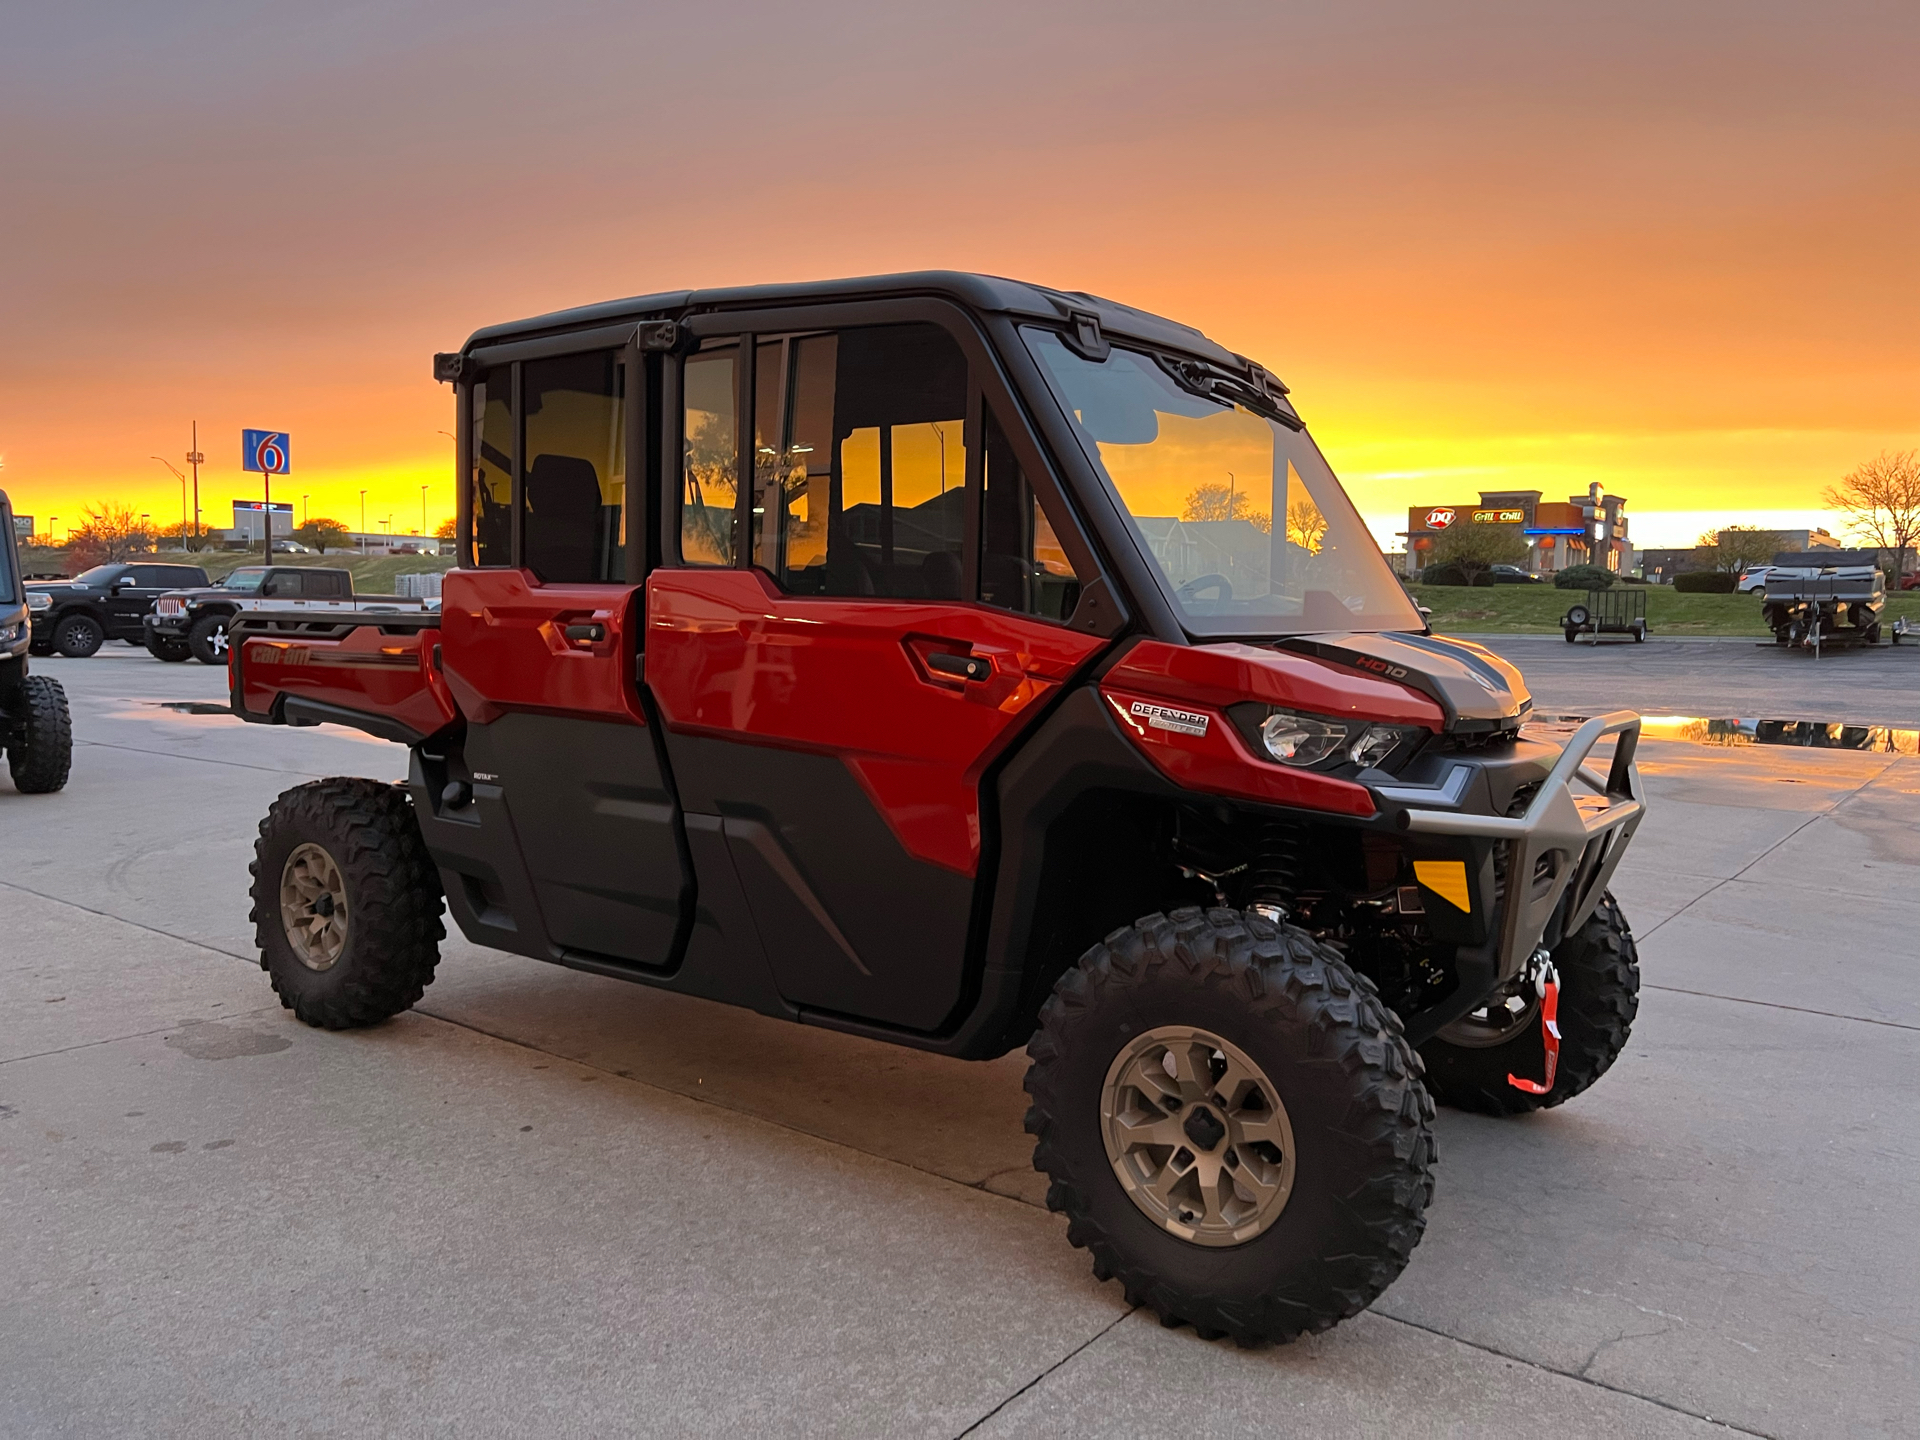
1225 1148 1239 1168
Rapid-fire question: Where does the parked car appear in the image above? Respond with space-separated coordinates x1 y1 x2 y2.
25 561 211 657
1899 573 1920 592
1735 566 1773 594
1488 564 1542 584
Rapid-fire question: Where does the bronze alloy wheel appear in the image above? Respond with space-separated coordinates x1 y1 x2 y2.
279 841 349 971
1099 1026 1297 1247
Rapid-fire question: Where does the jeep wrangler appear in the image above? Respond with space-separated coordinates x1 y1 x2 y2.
1 489 72 793
231 272 1645 1344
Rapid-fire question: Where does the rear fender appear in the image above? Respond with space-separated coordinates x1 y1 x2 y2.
230 616 457 744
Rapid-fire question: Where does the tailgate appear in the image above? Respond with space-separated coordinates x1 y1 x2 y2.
229 613 457 745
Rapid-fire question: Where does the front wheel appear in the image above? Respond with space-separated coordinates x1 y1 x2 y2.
187 614 230 665
1418 893 1639 1116
1025 908 1435 1345
53 613 104 658
249 778 445 1028
6 675 73 793
146 635 192 662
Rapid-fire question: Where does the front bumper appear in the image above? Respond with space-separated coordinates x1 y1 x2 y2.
1380 711 1645 987
145 612 190 641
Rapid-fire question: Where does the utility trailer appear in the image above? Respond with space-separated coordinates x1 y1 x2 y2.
1761 551 1885 655
1562 586 1646 644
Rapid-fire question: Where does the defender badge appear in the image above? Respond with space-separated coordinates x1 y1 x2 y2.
1129 701 1210 737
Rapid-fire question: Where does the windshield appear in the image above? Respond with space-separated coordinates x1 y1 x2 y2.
221 568 266 592
0 522 15 599
1026 330 1422 637
71 565 123 588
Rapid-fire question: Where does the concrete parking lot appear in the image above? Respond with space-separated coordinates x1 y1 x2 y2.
4 643 1916 1437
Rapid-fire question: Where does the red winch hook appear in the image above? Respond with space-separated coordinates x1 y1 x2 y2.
1507 967 1561 1095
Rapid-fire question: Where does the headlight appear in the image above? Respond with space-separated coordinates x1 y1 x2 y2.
1260 711 1346 766
27 593 51 611
0 622 20 644
1349 724 1419 769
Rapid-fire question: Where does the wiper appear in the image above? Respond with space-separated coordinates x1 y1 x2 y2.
1156 355 1301 429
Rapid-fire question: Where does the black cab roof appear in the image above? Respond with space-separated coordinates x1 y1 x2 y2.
457 270 1242 371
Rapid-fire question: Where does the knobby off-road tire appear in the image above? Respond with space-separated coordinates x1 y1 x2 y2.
1418 893 1639 1116
250 778 445 1028
1025 907 1436 1346
7 675 73 793
187 614 230 666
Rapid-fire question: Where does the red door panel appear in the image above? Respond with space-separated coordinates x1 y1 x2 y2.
439 568 642 724
644 568 1105 876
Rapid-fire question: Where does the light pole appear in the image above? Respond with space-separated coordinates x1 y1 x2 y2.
421 485 429 536
360 491 368 554
302 494 309 527
153 456 188 545
187 421 204 545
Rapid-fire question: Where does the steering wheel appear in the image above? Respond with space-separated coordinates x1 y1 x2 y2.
1176 573 1233 602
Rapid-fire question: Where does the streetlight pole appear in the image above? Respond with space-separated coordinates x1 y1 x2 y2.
421 485 428 536
153 456 188 546
360 491 367 554
187 422 204 546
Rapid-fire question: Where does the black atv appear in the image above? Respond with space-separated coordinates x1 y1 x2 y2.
0 491 72 793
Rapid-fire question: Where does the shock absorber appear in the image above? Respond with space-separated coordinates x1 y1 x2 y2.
1245 818 1307 923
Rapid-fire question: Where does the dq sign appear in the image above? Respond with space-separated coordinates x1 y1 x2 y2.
1424 508 1455 529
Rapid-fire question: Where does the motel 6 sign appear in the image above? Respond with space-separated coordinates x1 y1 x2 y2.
1425 507 1455 529
242 429 291 475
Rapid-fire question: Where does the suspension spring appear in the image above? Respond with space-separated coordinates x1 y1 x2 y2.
1245 819 1307 918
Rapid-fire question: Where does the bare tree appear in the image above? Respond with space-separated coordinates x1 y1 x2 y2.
1694 525 1782 572
66 502 154 569
1825 450 1920 576
1182 479 1271 532
1285 497 1327 554
1427 521 1527 584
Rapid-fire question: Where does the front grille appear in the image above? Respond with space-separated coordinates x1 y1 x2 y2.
156 597 184 615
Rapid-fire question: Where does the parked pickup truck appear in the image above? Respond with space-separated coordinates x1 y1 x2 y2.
143 566 432 664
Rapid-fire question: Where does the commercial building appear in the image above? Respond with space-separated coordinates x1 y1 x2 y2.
1404 484 1629 576
1640 529 1840 583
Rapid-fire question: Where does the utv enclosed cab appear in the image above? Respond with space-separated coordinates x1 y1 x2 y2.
232 272 1646 1344
0 490 72 792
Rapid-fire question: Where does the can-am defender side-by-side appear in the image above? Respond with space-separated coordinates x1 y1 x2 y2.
0 489 72 793
230 273 1645 1344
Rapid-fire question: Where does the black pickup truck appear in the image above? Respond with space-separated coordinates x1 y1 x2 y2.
145 566 431 664
26 562 211 658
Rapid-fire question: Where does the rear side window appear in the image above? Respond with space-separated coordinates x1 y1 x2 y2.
521 350 626 584
470 366 513 567
680 347 739 566
304 571 349 598
747 322 968 599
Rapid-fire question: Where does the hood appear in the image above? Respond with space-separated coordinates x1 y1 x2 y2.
1276 632 1531 734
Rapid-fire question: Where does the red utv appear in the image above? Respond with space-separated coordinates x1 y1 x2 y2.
231 273 1645 1344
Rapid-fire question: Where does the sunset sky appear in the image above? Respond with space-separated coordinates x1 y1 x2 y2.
3 1 1915 551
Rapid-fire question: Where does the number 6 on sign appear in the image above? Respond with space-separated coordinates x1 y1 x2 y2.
242 430 291 474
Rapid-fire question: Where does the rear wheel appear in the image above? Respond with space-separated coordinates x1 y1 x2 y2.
1025 908 1435 1345
249 778 445 1028
6 675 73 793
53 613 104 658
1418 893 1639 1116
1563 627 1578 644
187 614 230 665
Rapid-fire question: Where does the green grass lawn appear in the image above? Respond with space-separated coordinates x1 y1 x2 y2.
1409 582 1920 636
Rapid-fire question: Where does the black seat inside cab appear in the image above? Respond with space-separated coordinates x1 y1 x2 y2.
524 454 602 583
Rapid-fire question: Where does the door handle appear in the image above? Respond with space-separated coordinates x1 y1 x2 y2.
927 651 991 682
564 623 607 645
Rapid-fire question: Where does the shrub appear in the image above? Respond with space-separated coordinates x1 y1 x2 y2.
1552 564 1615 590
1420 562 1492 587
1673 570 1737 593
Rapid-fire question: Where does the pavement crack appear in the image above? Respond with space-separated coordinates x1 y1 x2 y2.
0 878 255 966
1642 983 1920 1032
952 1305 1137 1438
70 736 333 777
1372 1312 1771 1436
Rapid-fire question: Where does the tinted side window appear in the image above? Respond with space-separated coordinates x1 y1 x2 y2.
522 351 626 584
751 322 967 599
981 406 1082 623
304 571 348 598
681 347 739 566
470 366 513 567
262 571 300 597
127 567 168 587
